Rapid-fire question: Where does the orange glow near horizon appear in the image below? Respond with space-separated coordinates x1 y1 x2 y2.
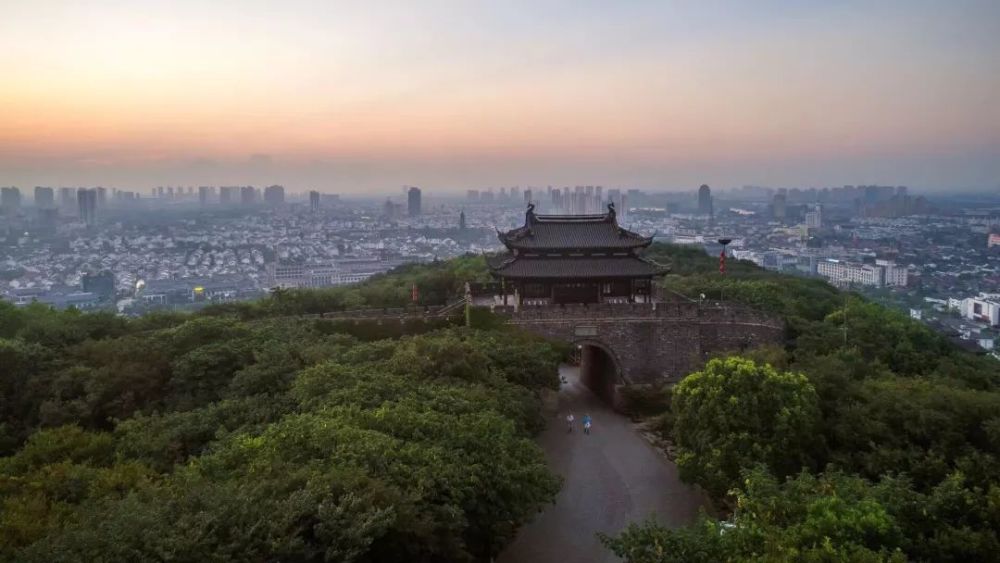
1 1 998 191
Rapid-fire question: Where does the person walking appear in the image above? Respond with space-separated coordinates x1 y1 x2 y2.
582 414 592 435
565 413 575 433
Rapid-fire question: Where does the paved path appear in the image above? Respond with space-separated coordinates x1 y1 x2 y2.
498 365 706 563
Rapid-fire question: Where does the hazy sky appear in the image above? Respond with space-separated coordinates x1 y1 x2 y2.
2 0 998 193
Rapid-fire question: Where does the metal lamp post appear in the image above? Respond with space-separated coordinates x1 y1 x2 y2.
717 238 731 302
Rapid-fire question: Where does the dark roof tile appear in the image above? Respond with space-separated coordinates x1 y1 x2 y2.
499 209 651 250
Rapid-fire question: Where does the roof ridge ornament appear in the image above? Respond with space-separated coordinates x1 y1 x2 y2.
607 202 616 222
526 202 536 224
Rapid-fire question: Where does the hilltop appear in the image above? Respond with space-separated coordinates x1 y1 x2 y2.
2 245 999 562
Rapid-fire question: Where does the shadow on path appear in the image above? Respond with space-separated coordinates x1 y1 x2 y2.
498 365 705 563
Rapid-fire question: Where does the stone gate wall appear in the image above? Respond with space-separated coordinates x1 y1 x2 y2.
493 302 783 384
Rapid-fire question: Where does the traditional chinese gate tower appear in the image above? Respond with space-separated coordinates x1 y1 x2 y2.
487 203 665 305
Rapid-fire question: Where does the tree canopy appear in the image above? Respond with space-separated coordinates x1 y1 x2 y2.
608 244 1000 562
0 264 565 562
672 357 821 498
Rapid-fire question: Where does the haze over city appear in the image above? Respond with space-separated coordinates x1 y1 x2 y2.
2 0 998 193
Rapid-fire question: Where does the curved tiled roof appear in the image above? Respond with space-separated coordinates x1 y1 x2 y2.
499 207 652 250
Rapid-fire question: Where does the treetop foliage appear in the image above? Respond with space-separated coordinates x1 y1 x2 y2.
611 244 1000 562
0 258 565 562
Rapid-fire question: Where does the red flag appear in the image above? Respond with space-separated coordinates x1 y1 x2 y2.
719 249 726 274
411 284 419 303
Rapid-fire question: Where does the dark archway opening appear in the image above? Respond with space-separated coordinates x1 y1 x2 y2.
578 343 620 406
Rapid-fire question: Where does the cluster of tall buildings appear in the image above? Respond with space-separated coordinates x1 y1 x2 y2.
734 184 909 205
465 186 525 204
188 185 287 207
464 185 637 218
0 186 136 226
547 185 606 214
381 186 422 220
859 191 931 218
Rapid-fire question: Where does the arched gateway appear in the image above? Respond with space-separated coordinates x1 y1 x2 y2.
474 204 784 408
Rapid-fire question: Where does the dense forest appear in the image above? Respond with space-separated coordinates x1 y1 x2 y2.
3 245 999 561
0 264 565 561
606 245 1000 562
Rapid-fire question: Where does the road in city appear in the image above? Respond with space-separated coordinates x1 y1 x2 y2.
498 364 706 563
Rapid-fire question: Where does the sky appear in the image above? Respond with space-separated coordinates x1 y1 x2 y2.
1 0 998 194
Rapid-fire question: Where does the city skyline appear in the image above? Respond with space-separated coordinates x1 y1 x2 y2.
2 1 999 192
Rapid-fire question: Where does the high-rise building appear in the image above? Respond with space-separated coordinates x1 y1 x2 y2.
459 210 466 231
309 190 320 211
58 187 75 212
1 187 22 217
772 191 787 220
466 190 479 203
220 186 236 205
697 184 713 217
198 186 210 206
524 189 532 205
877 260 908 287
407 186 421 217
264 185 285 206
240 186 257 205
34 186 55 208
77 188 97 226
805 206 822 229
383 198 404 219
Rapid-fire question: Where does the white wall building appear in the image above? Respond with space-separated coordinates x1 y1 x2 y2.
816 258 907 288
805 209 822 229
951 293 1000 326
876 259 908 287
817 259 884 286
269 264 376 289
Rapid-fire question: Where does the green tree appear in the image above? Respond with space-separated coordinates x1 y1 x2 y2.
672 357 821 498
603 468 908 563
